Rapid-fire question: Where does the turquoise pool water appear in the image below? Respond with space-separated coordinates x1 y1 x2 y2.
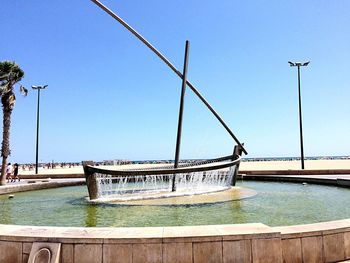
1 181 350 227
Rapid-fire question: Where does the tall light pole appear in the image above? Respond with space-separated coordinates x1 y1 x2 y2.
288 61 310 169
32 85 48 174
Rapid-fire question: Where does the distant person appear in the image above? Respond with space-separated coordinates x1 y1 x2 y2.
6 162 13 183
12 163 19 182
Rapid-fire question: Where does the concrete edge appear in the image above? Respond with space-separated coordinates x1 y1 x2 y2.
0 174 350 241
240 169 350 175
0 180 85 195
1 174 350 262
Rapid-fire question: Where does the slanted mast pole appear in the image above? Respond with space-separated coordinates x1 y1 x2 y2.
173 40 190 192
90 0 247 155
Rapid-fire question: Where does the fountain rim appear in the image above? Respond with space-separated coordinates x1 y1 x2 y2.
1 177 350 228
1 175 350 262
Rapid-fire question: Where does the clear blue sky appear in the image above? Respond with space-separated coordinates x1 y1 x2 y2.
1 0 350 163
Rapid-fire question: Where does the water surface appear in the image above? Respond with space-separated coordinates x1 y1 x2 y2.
1 181 350 227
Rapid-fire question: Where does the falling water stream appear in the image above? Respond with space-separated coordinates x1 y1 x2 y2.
95 167 235 201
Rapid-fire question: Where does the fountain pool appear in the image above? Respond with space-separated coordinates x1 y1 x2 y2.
1 180 350 228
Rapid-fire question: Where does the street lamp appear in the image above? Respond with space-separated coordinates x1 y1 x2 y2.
32 85 48 174
288 61 310 169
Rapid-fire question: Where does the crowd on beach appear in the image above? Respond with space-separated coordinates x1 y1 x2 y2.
19 162 81 171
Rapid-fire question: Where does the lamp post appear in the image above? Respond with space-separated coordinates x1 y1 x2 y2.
32 85 48 174
288 61 309 169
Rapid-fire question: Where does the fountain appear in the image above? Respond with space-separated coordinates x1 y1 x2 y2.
2 179 350 263
82 0 248 203
2 1 350 262
82 153 246 203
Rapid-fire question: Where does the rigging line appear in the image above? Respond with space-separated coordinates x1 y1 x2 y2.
90 0 247 155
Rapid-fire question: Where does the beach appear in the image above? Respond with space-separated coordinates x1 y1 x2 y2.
16 159 350 176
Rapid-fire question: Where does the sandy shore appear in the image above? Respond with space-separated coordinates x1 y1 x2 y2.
17 159 350 175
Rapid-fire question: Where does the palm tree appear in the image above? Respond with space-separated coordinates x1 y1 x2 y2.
0 61 27 185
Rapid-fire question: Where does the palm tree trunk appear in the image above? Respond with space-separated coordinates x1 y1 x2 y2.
0 105 12 185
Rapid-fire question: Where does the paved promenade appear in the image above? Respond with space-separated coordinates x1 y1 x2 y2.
240 159 350 170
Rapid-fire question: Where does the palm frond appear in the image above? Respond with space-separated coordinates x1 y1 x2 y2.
20 85 28 96
0 73 9 81
1 83 10 93
0 61 24 92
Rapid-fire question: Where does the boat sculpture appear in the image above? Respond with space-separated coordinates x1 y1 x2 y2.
83 0 247 201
